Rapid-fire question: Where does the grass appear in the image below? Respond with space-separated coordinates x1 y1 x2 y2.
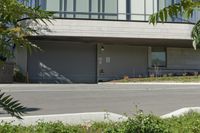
111 76 200 83
0 112 200 133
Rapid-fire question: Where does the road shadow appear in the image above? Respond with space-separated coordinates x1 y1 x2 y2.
23 107 41 113
0 107 41 115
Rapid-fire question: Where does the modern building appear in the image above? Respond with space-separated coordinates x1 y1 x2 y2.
15 0 200 83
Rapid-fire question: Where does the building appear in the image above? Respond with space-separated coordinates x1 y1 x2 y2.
15 0 200 83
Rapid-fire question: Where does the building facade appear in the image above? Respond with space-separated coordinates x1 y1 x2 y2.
15 0 200 83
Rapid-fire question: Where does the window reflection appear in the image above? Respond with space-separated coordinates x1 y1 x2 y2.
151 47 166 67
21 0 199 22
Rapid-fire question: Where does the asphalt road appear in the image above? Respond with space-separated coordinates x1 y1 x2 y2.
0 84 200 117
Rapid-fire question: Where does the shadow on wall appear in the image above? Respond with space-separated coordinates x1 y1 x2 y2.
23 20 52 35
38 62 73 83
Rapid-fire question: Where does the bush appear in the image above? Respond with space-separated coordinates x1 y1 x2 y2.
165 112 200 133
13 70 26 83
124 113 170 133
0 112 200 133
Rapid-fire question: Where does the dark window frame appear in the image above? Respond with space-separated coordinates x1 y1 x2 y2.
126 0 131 20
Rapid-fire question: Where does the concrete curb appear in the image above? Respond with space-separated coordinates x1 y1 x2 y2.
0 112 128 126
99 82 200 85
0 107 200 125
1 83 200 87
161 107 200 118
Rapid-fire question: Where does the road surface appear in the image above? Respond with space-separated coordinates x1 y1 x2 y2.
0 84 199 117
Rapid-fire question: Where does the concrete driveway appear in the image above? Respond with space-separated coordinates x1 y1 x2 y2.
0 84 200 117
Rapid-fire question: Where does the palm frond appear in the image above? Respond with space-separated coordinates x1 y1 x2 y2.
192 19 200 49
149 0 200 49
0 91 26 119
149 0 200 25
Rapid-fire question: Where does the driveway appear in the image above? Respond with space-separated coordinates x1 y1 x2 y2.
0 84 199 117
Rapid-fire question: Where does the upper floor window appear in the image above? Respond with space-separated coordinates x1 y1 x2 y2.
21 0 199 22
45 0 118 19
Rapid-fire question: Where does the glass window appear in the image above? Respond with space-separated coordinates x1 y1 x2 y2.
158 0 165 10
66 0 74 18
76 0 89 18
91 0 99 19
104 0 118 19
131 0 145 20
145 0 154 21
46 0 60 11
146 0 153 14
151 47 166 67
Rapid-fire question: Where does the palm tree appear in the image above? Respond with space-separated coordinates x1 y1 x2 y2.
149 0 200 49
0 0 52 119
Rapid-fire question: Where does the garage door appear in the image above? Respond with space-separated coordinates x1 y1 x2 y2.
28 41 97 83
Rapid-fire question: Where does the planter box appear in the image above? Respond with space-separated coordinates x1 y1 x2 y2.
0 63 14 83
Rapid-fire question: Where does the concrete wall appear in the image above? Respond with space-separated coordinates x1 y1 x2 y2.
118 0 126 20
0 63 14 83
36 19 193 40
167 48 200 69
14 47 27 75
27 41 97 83
149 47 200 76
98 44 148 81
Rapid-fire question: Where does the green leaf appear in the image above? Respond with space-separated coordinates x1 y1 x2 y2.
149 0 200 49
0 90 25 119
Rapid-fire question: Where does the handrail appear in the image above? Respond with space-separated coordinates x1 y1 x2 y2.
49 11 191 23
50 11 153 16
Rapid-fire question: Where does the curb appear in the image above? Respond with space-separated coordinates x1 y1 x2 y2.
99 82 200 85
0 107 200 125
0 112 128 126
161 107 200 118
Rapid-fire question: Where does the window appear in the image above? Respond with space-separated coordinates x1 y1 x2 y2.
131 0 145 20
151 47 166 67
126 0 131 20
104 0 118 19
46 0 60 11
76 0 89 18
44 0 117 19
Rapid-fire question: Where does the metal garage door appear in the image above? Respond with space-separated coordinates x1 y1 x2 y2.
28 41 97 83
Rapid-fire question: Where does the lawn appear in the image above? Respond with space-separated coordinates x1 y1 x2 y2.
0 112 200 133
111 76 200 83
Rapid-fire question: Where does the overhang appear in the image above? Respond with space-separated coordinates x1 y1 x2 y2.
37 19 193 40
31 36 193 48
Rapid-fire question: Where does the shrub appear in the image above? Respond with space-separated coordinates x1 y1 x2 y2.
123 75 129 81
165 112 200 133
193 71 199 77
13 70 26 83
167 73 173 77
0 112 200 133
124 113 170 133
